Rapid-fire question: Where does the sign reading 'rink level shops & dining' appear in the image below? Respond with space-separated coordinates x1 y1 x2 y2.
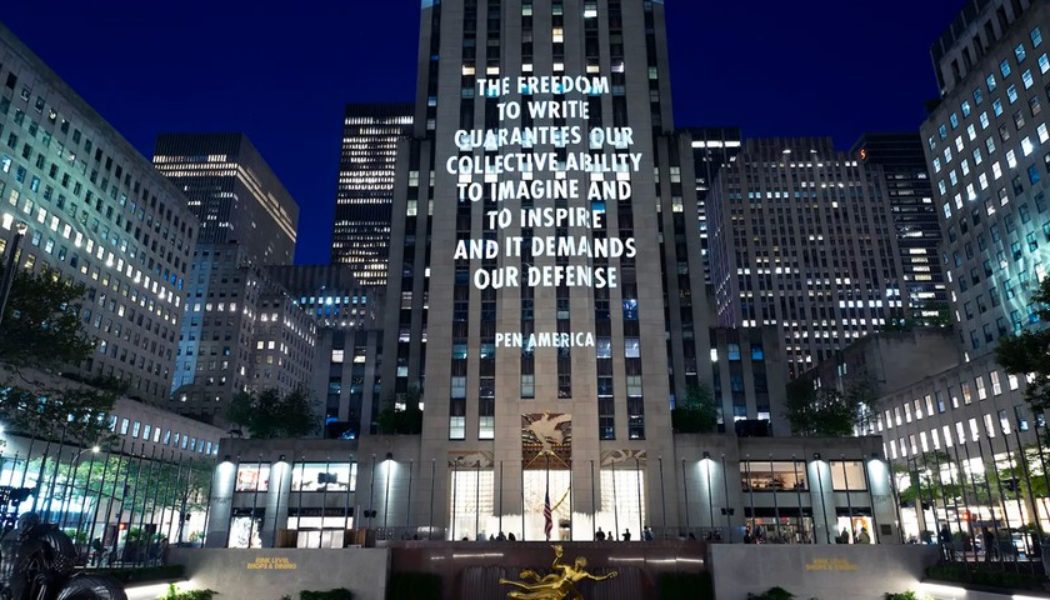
449 74 642 350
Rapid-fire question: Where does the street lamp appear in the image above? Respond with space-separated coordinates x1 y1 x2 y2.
0 221 29 328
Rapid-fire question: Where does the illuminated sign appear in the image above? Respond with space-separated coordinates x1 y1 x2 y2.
450 73 643 349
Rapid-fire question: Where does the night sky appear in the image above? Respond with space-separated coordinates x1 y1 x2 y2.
0 0 965 265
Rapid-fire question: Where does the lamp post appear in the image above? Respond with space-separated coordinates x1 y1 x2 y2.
0 221 28 328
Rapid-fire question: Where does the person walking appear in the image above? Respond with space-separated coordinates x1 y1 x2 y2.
939 525 955 561
982 527 996 562
622 529 632 542
595 527 606 541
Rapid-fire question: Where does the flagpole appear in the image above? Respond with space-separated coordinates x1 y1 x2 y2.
545 451 551 542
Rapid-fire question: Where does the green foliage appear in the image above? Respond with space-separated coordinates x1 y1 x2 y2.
671 384 718 434
227 389 317 439
885 592 924 600
387 573 441 600
926 563 1048 591
784 378 866 437
0 268 118 444
0 268 94 369
376 386 423 435
996 275 1050 413
659 573 713 599
158 583 217 600
892 451 969 506
300 590 355 600
29 453 212 523
747 588 794 600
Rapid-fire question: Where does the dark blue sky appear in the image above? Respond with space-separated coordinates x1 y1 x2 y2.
0 0 965 265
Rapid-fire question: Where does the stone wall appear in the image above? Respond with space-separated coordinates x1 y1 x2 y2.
710 544 940 599
170 548 389 600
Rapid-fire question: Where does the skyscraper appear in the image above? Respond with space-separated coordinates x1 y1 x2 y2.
265 264 384 439
852 133 947 321
684 127 742 284
922 0 1050 357
708 137 909 375
377 0 717 541
0 23 197 403
169 243 317 425
153 133 299 265
155 134 305 424
331 104 413 288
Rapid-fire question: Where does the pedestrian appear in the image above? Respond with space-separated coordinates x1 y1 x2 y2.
982 527 996 562
939 525 955 561
643 525 654 541
837 527 850 544
856 527 871 544
497 531 506 541
595 527 606 541
508 532 516 541
622 529 632 542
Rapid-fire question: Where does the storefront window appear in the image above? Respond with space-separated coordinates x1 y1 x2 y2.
741 461 807 492
830 461 867 491
235 463 271 492
291 463 357 492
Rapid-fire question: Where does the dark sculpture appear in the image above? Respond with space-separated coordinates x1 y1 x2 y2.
0 511 126 600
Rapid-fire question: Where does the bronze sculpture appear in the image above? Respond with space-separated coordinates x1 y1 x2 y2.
0 511 126 600
499 544 618 600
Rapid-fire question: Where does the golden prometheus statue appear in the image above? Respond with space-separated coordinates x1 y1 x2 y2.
499 544 618 600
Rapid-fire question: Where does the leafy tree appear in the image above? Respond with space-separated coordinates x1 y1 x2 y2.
671 384 718 433
893 452 969 506
784 378 863 437
29 453 213 518
996 276 1050 413
376 386 423 435
0 268 94 369
0 267 115 444
227 388 317 439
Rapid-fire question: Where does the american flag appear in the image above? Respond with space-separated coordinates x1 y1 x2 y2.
543 490 553 541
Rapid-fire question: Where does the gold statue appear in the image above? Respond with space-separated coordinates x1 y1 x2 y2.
499 544 618 600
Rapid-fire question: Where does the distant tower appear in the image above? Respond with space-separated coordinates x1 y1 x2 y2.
154 133 299 264
331 104 414 288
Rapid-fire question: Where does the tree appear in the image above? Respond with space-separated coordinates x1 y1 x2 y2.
0 267 115 445
30 453 213 519
784 378 863 437
0 268 93 369
893 451 969 506
226 389 317 439
671 384 718 433
376 386 423 435
996 276 1050 413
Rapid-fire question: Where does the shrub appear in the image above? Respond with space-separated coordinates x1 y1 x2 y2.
885 592 922 600
747 588 794 600
158 584 218 600
301 591 354 600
